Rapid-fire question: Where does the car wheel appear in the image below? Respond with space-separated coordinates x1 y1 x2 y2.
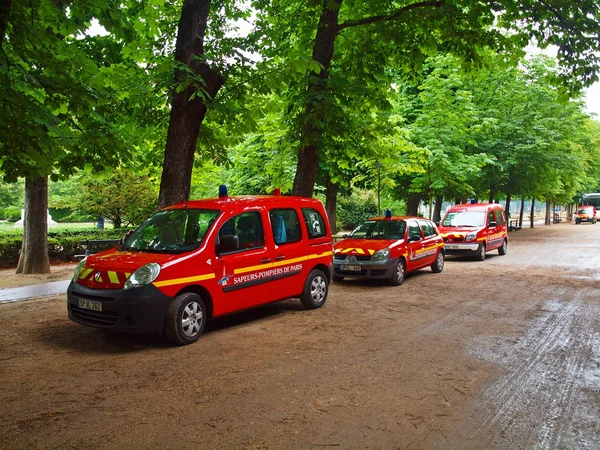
300 269 328 309
431 251 444 273
476 243 486 261
389 258 406 286
498 239 508 255
576 220 580 224
165 292 207 346
333 275 344 282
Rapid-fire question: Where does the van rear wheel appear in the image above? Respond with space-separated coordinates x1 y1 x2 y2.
300 270 328 309
165 292 207 346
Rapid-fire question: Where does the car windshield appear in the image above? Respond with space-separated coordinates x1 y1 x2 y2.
122 209 220 253
578 208 592 214
442 211 486 227
350 220 406 240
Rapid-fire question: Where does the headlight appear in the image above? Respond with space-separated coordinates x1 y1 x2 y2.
465 232 477 241
72 259 87 283
372 248 390 261
123 263 161 290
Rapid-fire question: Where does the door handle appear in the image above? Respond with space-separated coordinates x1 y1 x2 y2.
260 258 271 263
274 255 285 261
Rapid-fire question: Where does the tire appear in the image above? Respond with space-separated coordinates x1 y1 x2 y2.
333 275 344 282
498 239 508 255
300 269 328 309
576 220 580 224
431 251 444 273
165 292 207 346
475 243 486 261
389 258 406 286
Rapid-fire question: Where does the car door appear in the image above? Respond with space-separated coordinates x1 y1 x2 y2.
406 220 428 271
486 209 502 250
418 219 440 266
266 207 307 301
214 209 274 313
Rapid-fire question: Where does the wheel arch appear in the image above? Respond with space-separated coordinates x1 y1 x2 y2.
310 263 332 283
174 285 214 319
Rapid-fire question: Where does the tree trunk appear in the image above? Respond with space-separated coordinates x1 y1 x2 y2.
0 0 11 49
505 192 511 222
291 0 342 197
530 197 535 228
519 196 525 228
406 193 422 216
16 176 50 274
488 184 495 203
545 199 551 225
433 195 443 223
325 179 337 234
157 0 224 210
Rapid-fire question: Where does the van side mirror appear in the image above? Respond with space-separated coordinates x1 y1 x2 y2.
489 221 498 228
434 221 440 227
217 235 239 254
343 233 349 238
119 229 135 246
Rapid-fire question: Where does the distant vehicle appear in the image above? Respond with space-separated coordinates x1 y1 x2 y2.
333 212 444 286
438 203 508 261
67 187 333 345
579 193 600 220
575 205 597 224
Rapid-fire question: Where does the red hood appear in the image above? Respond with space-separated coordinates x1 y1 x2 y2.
76 249 179 289
334 238 402 256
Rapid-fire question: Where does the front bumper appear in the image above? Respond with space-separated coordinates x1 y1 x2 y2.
443 242 481 254
333 258 397 279
67 282 172 334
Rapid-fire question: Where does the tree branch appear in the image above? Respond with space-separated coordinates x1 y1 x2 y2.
338 0 444 30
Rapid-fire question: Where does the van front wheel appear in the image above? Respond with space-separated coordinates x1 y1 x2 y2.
165 292 207 346
476 243 486 261
300 270 328 309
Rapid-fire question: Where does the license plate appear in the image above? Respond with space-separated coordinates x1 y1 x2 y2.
79 298 102 311
445 244 460 250
339 264 361 271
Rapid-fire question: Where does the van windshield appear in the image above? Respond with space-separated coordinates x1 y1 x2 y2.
350 220 406 240
442 211 486 227
122 209 220 253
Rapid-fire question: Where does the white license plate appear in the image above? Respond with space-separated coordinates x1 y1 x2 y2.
79 298 102 311
445 244 460 250
339 264 361 271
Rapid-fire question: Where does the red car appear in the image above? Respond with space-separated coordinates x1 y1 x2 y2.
438 203 508 261
67 188 333 345
333 214 445 286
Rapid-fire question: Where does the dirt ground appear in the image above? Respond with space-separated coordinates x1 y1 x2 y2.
0 223 599 449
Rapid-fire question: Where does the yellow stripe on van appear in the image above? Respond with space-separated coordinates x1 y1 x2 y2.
234 252 331 275
154 273 216 288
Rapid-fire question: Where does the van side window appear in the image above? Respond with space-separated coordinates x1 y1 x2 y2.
408 222 422 241
301 208 327 238
218 211 264 252
494 210 505 225
488 211 495 225
418 220 436 237
270 209 302 245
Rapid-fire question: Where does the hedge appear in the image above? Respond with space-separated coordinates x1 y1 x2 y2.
0 228 130 268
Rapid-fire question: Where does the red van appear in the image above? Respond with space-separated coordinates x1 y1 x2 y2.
438 203 508 261
333 214 445 286
67 189 333 345
575 205 597 224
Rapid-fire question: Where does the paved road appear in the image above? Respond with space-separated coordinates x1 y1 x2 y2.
0 280 70 304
